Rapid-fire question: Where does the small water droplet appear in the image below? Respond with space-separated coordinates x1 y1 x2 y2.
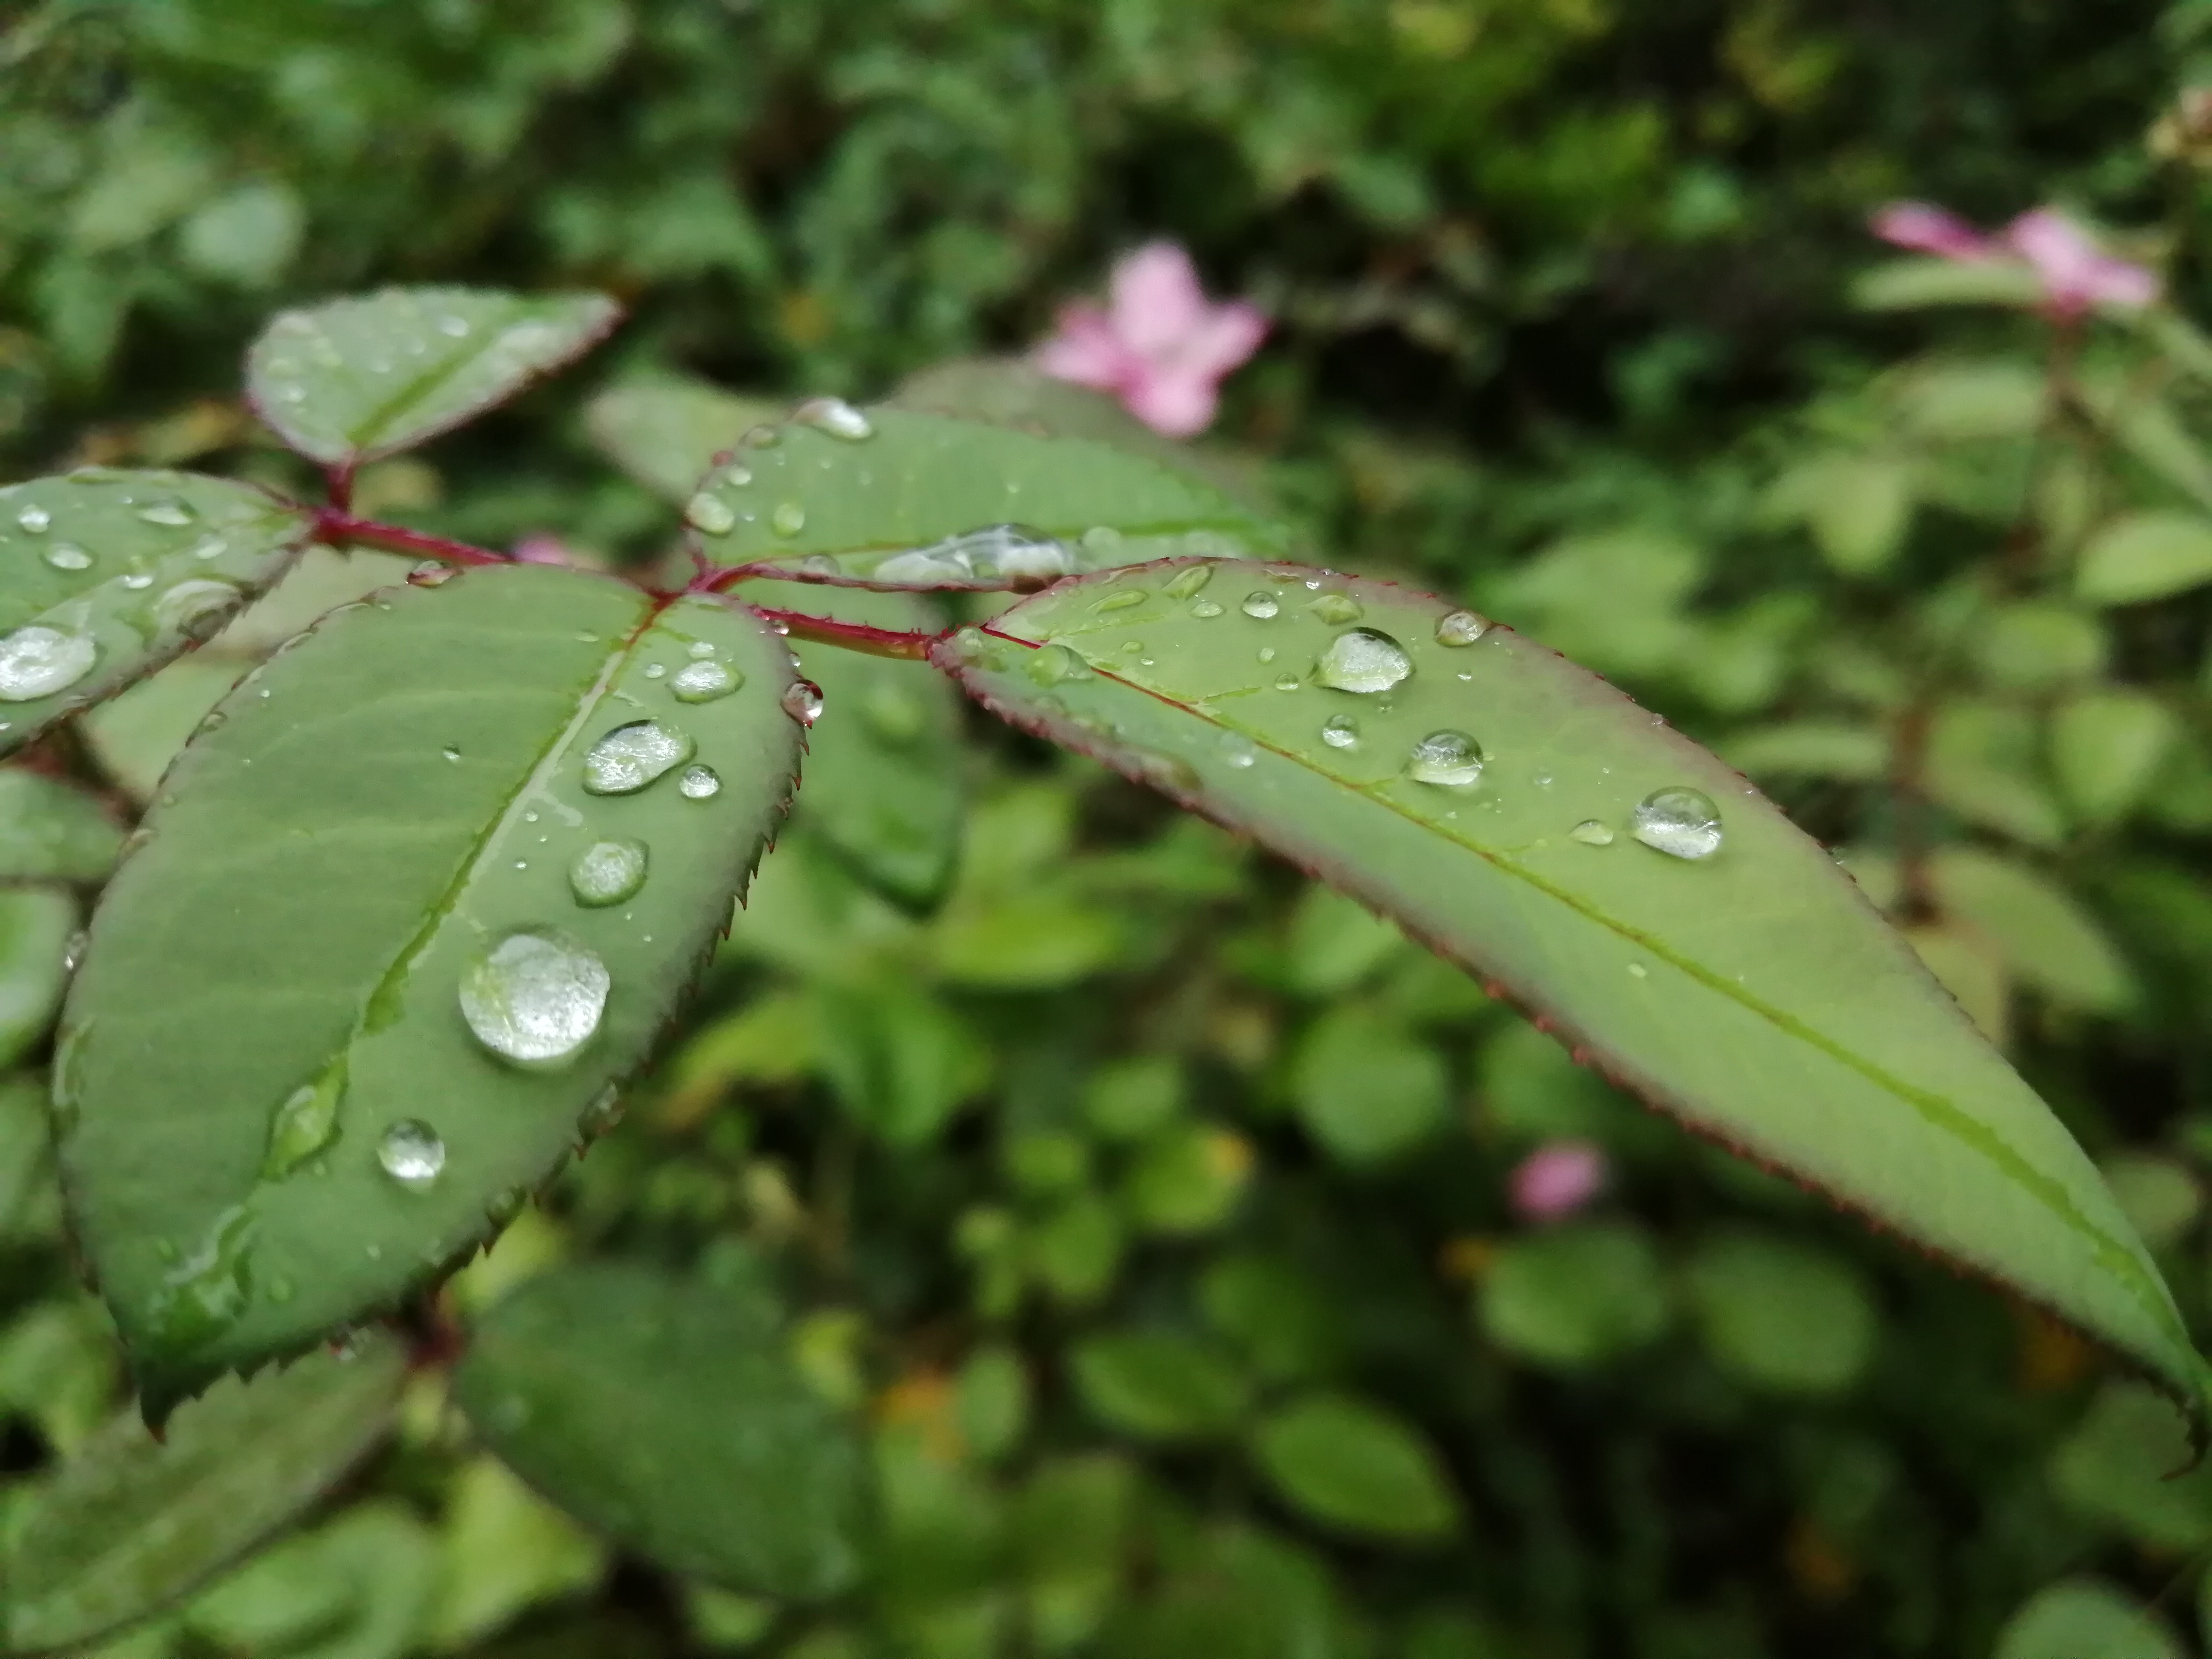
154 579 241 640
1191 599 1225 618
1310 592 1363 624
1314 627 1413 694
770 501 807 537
189 534 229 562
15 505 51 533
1436 609 1490 647
263 1068 345 1179
677 764 721 799
148 1205 255 1351
643 663 666 680
407 560 456 586
378 1119 446 1189
1024 642 1093 687
688 641 718 659
582 720 695 794
0 626 95 701
1272 674 1302 692
685 491 736 535
781 680 824 726
741 424 782 449
798 554 840 579
1631 786 1723 860
62 931 87 973
1094 588 1146 613
1241 591 1280 619
438 314 472 337
1627 962 1648 979
569 839 648 907
460 928 610 1067
670 659 741 702
794 396 873 440
1407 730 1485 786
1221 733 1258 768
138 498 195 527
44 542 90 572
121 572 153 590
1321 714 1360 749
1164 565 1214 600
1532 770 1554 789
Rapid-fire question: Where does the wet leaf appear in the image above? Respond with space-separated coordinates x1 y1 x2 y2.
454 1260 866 1600
584 378 778 502
246 287 621 466
3 1334 406 1654
935 559 2207 1413
0 768 126 883
60 565 800 1413
0 470 314 757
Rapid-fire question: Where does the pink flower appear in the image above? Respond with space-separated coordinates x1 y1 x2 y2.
1509 1139 1608 1224
1034 241 1267 437
512 534 585 567
1870 202 2158 319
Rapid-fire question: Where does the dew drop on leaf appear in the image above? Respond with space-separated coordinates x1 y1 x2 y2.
793 396 874 440
459 928 610 1067
582 719 695 794
154 579 242 641
688 640 717 659
1191 599 1225 618
1436 609 1490 647
771 501 808 537
685 492 736 535
1631 786 1723 859
1321 714 1359 749
1024 643 1093 687
1221 733 1259 768
377 1119 446 1190
1241 591 1279 619
1094 588 1146 614
407 560 456 587
799 552 837 575
437 314 472 338
121 572 153 590
580 1083 624 1138
149 1205 255 1351
15 505 50 533
1164 565 1213 600
677 764 722 799
781 680 824 726
1314 627 1413 694
1406 730 1485 786
568 839 648 907
138 498 195 527
190 534 229 562
0 625 96 701
1569 819 1615 846
1310 592 1364 624
1273 675 1302 691
43 542 90 572
263 1071 343 1179
669 659 741 703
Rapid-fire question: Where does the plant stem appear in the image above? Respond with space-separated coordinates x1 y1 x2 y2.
742 606 941 660
313 510 510 567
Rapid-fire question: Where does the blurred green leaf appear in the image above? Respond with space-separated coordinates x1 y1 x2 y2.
1071 1331 1252 1442
0 768 125 884
1764 452 1912 575
2099 1153 2202 1252
584 378 779 503
1681 1228 1878 1394
2076 510 2212 605
1480 1221 1671 1369
186 1501 437 1659
0 887 75 1070
1249 1393 1461 1544
1288 1005 1449 1166
1124 1122 1251 1235
2051 689 2177 825
426 1456 605 1650
1996 1579 2182 1659
2049 1382 2212 1551
1280 885 1407 996
815 976 988 1145
1930 847 2136 1015
1853 258 2046 311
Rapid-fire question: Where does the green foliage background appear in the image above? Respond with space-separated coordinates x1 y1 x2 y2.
12 1 2212 1655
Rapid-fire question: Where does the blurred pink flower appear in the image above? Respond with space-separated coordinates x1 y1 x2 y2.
1034 241 1267 437
1510 1139 1608 1224
1870 202 2158 318
512 534 585 567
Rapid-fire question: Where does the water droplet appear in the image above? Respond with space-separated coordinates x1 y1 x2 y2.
1631 786 1723 860
122 572 155 591
263 1065 345 1179
442 746 462 763
1221 733 1258 768
688 641 718 659
582 720 695 794
407 560 455 586
781 680 824 726
1532 770 1554 789
1436 609 1490 647
685 491 736 535
0 626 95 701
580 1083 624 1138
438 314 472 337
154 579 241 640
149 1205 255 1351
740 423 782 449
794 396 873 440
1310 592 1363 624
798 553 839 578
1164 565 1214 600
643 663 666 680
1272 675 1302 691
670 659 741 702
1314 627 1412 694
62 931 87 973
138 498 194 527
1191 599 1225 618
1407 730 1485 786
1024 642 1093 687
569 839 648 907
1241 592 1279 619
771 501 807 537
15 506 51 533
189 534 229 562
460 928 610 1067
1627 962 1649 979
44 543 90 572
1094 588 1146 613
1321 714 1359 749
677 764 721 799
377 1119 445 1189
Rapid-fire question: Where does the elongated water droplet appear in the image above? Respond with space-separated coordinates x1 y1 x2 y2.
1164 565 1214 600
378 1120 445 1189
741 424 781 449
15 505 51 533
771 501 807 537
1024 643 1093 687
1436 609 1489 647
44 542 90 571
264 1067 345 1178
677 764 721 799
1241 592 1279 619
794 396 873 440
1314 627 1412 694
1632 786 1722 859
154 579 241 640
1321 714 1359 749
438 314 472 337
190 533 228 561
1221 733 1258 768
1094 588 1146 613
1407 730 1485 786
1191 599 1225 618
670 659 740 702
1570 819 1615 846
685 491 736 535
569 839 648 907
781 680 824 726
1310 592 1363 624
121 572 154 590
0 626 95 701
149 1205 255 1351
460 928 610 1067
407 560 456 587
138 498 195 527
582 720 694 794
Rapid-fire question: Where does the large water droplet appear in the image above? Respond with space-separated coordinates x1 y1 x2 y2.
1631 786 1723 859
1569 819 1615 847
1314 627 1413 694
44 542 90 572
1436 609 1489 647
1241 592 1279 619
1164 565 1213 600
670 659 741 703
582 720 694 794
569 839 648 907
263 1067 345 1178
771 501 807 538
781 680 824 726
1407 730 1485 786
677 764 721 799
1321 715 1359 749
685 492 736 535
794 396 873 440
15 505 51 533
874 549 971 584
0 626 96 701
460 928 610 1067
1024 642 1093 687
1310 592 1363 624
138 498 195 527
378 1120 445 1189
154 579 241 641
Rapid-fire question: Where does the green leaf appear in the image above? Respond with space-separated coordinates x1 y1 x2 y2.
1764 453 1913 575
1070 1330 1252 1441
0 470 315 757
584 378 779 503
0 1071 58 1238
1681 1228 1878 1394
1288 1004 1448 1165
2076 511 2212 605
1930 847 2135 1014
1852 257 2046 312
185 1501 439 1659
424 1457 604 1650
2051 689 2177 825
59 565 802 1411
1480 1221 1671 1369
2048 1381 2212 1551
0 767 125 883
82 654 246 802
933 558 2206 1412
246 288 621 467
3 1334 406 1654
0 886 77 1070
1249 1393 1461 1544
453 1260 866 1600
1996 1580 2182 1659
685 407 1291 590
1721 722 1889 784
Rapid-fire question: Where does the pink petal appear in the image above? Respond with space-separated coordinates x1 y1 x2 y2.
1108 242 1213 359
1870 202 1999 263
1509 1139 1608 1224
2005 208 2157 313
513 534 577 566
1120 367 1220 438
1033 304 1137 391
1163 300 1269 382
